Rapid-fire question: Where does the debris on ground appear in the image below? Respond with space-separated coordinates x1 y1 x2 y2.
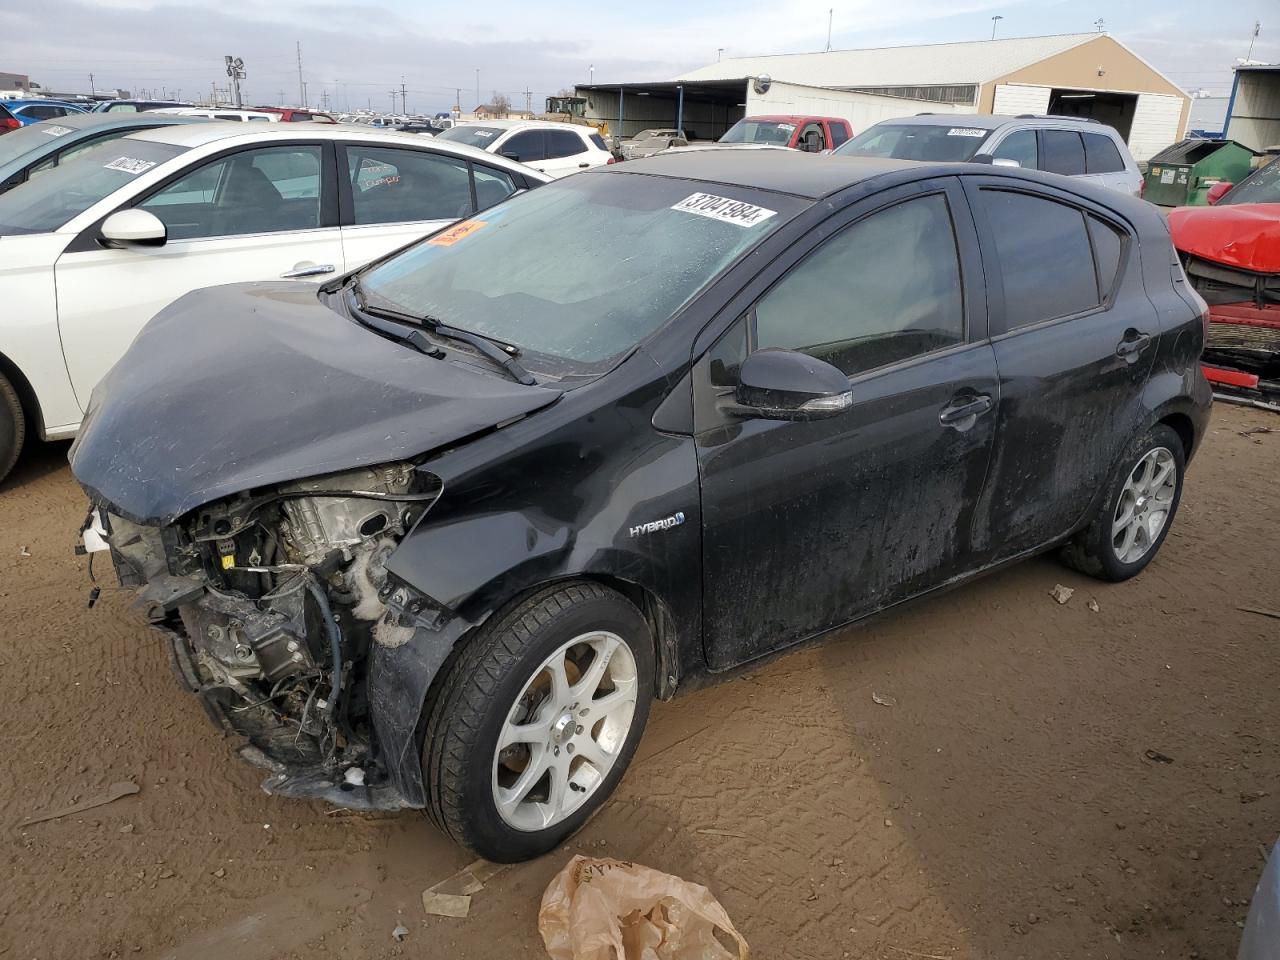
391 923 409 942
422 891 471 918
1241 790 1266 804
118 823 134 834
539 856 747 960
872 692 898 707
1238 426 1273 443
1087 599 1100 613
1144 749 1175 764
19 545 30 558
420 858 507 919
20 781 140 826
1050 584 1074 605
1238 606 1280 621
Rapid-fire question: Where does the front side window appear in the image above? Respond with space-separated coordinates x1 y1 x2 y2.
501 130 545 162
361 174 800 372
836 123 991 161
0 138 186 235
472 164 519 210
755 193 965 377
1040 130 1086 176
346 146 472 225
140 144 322 240
979 189 1098 329
1082 134 1125 174
991 129 1038 169
545 130 586 159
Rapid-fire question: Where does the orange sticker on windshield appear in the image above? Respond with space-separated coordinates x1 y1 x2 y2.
429 220 486 246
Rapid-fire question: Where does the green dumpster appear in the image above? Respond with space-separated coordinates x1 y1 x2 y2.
1144 138 1256 206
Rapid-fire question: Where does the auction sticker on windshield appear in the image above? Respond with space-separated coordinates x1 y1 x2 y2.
947 128 987 137
104 157 158 175
43 124 73 137
671 193 777 228
428 220 487 246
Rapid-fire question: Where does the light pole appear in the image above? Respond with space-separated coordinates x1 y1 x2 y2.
990 15 1003 39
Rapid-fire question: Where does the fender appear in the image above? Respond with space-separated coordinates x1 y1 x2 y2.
371 369 704 806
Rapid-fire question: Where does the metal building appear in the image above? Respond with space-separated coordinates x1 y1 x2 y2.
1223 64 1280 152
654 33 1190 160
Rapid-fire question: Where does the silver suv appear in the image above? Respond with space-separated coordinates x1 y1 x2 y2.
835 114 1143 197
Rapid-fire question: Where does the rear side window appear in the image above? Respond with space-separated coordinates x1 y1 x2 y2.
979 189 1098 329
828 123 849 148
1088 216 1126 296
991 129 1038 169
502 130 545 162
589 133 608 151
1083 134 1125 174
1040 130 1086 176
546 130 587 159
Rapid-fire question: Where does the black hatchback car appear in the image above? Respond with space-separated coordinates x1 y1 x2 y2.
71 150 1211 862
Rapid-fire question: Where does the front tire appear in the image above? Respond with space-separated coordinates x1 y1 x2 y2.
1060 423 1185 582
421 582 653 862
0 374 26 485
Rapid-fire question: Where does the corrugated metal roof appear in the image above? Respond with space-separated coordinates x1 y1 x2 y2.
677 33 1100 88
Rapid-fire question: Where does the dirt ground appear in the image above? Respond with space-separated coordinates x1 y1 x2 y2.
1 404 1277 960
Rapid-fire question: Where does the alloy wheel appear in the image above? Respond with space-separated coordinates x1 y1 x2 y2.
1111 447 1176 564
491 631 637 831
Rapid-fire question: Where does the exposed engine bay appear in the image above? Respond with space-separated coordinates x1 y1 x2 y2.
86 460 441 804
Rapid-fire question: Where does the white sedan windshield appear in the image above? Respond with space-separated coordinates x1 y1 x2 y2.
0 139 186 235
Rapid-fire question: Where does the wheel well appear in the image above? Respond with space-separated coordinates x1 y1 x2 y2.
581 574 680 701
0 351 44 439
1158 412 1194 458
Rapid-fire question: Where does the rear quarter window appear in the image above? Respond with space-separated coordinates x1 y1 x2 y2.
1041 130 1086 176
828 123 849 147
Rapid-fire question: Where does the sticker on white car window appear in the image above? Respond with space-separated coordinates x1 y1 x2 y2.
104 156 158 175
473 130 495 138
44 124 73 137
671 193 777 228
947 128 987 138
776 123 796 131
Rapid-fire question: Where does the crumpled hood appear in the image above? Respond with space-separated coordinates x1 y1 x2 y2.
70 282 560 525
1168 203 1280 274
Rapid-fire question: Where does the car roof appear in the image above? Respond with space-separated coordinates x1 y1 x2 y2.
115 121 548 177
872 113 1107 130
456 119 593 131
615 149 919 199
26 112 209 132
741 115 824 123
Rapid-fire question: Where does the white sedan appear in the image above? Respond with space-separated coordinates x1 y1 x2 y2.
0 122 548 481
436 120 615 179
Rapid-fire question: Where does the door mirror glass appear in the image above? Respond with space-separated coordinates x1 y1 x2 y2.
1205 181 1232 205
731 349 852 420
100 208 167 246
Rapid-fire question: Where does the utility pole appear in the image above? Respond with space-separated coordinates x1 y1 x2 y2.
88 72 95 96
589 63 594 85
717 48 724 62
400 76 408 114
296 41 305 107
455 88 461 115
990 14 1003 39
389 89 398 113
524 86 532 117
825 9 833 51
475 68 480 112
1247 20 1261 61
278 89 285 106
210 81 217 105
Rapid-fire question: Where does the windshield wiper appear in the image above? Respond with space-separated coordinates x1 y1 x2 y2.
345 279 537 386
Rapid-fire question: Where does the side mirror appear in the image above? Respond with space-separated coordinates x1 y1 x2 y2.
727 349 852 420
1205 181 1233 205
500 150 521 162
100 209 166 247
972 155 1020 168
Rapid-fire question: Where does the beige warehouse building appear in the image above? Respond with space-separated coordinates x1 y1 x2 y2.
583 33 1190 160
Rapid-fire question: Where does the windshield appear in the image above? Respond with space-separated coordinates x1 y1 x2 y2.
720 119 794 145
836 123 992 161
360 173 801 373
1222 161 1280 205
0 119 79 168
0 138 185 235
436 125 505 149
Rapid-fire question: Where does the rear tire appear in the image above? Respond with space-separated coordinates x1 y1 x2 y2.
0 374 25 485
420 582 653 862
1059 423 1185 582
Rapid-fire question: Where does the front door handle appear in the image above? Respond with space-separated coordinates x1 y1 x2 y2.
1116 329 1152 363
939 394 993 430
578 162 590 168
280 263 336 279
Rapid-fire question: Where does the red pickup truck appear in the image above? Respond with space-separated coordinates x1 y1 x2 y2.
718 115 852 152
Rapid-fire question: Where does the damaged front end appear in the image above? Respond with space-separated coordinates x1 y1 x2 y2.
85 460 442 809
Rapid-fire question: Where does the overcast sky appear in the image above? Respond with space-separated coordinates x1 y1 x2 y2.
2 0 1276 113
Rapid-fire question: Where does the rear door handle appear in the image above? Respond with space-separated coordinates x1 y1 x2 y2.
1116 330 1152 362
578 162 590 168
280 263 336 279
939 394 993 429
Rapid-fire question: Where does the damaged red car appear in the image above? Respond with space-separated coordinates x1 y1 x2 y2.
1169 160 1280 406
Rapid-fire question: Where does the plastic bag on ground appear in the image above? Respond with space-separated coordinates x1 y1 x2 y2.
539 856 748 960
